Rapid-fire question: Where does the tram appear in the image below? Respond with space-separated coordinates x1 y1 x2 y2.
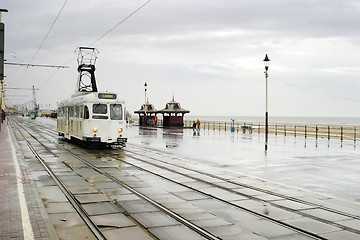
57 92 127 147
57 47 127 148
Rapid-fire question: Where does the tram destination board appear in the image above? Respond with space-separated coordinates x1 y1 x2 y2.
98 93 116 99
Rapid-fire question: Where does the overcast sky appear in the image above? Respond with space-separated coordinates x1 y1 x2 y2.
2 0 360 118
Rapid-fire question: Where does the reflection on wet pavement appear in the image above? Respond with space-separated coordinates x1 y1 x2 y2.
127 125 360 203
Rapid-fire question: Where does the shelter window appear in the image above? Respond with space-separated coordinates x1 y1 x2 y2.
110 104 122 120
93 104 107 114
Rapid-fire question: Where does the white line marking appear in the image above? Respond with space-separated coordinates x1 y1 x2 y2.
8 125 35 240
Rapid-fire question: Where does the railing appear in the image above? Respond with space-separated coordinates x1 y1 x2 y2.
183 120 359 142
130 119 359 142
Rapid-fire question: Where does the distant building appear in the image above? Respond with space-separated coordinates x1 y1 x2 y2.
158 97 189 127
134 102 158 126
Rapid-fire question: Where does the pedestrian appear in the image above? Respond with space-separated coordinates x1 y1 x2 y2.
196 119 200 132
192 121 197 135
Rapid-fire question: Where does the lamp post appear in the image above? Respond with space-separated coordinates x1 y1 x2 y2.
144 82 147 126
263 54 270 151
0 9 8 130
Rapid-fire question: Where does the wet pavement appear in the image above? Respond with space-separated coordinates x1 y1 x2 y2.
4 116 360 239
125 124 360 203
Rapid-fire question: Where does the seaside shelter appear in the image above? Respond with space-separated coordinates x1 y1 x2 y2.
158 97 190 127
134 102 158 126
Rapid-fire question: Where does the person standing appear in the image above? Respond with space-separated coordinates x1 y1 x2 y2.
196 119 200 133
192 121 197 135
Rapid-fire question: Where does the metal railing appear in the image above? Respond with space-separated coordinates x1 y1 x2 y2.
183 120 359 142
130 119 359 142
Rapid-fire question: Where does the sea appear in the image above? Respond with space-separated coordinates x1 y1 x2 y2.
184 116 360 126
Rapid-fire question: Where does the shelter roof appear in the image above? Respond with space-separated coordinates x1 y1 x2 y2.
134 103 158 114
158 97 189 114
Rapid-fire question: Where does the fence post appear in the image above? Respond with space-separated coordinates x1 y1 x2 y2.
284 125 286 136
275 124 278 135
355 127 357 143
294 125 296 137
258 123 260 134
225 122 226 131
341 126 343 141
316 126 318 139
305 125 307 138
328 126 330 140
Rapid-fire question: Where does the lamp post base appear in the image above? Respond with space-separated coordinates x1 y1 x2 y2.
265 111 268 152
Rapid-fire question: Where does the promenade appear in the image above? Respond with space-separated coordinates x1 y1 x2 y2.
1 116 359 239
0 121 54 240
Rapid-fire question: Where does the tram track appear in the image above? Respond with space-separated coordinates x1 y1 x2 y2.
10 117 360 239
10 118 221 240
11 119 107 240
123 144 360 221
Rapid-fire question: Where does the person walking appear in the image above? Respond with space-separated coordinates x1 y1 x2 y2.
192 121 197 135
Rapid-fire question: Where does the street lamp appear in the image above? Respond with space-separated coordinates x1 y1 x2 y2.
263 54 270 151
144 82 147 125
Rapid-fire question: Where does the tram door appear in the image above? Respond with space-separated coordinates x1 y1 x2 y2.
65 107 70 137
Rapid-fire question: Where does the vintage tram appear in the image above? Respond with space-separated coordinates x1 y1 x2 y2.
57 47 127 147
57 92 127 147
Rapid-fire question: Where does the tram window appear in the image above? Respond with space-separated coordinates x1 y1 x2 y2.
110 104 122 120
84 106 89 119
75 106 80 118
69 107 74 117
93 104 107 114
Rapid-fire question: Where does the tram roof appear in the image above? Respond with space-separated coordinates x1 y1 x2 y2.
58 91 125 107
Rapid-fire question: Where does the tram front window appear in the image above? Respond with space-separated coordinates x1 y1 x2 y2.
110 104 122 120
93 104 107 114
92 104 108 119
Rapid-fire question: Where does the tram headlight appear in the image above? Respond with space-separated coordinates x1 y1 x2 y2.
93 127 98 132
118 128 123 133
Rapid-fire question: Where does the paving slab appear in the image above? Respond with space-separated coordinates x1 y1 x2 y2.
85 174 114 183
132 212 180 228
90 213 136 228
102 226 153 240
45 202 76 214
38 186 68 203
82 201 123 216
283 217 342 234
192 218 232 228
335 219 360 231
300 208 352 221
68 186 100 194
75 193 110 203
172 190 210 201
271 199 317 211
49 212 96 240
148 225 205 240
117 199 159 214
320 230 360 240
